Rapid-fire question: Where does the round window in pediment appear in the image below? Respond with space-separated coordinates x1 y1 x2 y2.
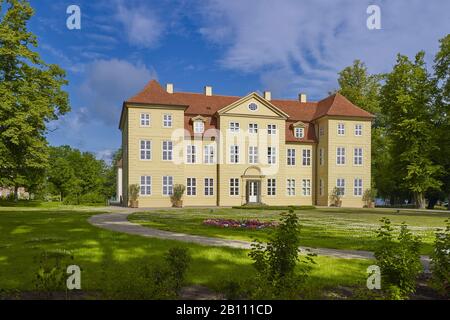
248 102 258 111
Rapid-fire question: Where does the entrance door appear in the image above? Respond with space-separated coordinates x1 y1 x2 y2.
248 181 259 203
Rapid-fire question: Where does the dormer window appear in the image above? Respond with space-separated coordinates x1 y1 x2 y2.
194 121 204 134
295 127 304 138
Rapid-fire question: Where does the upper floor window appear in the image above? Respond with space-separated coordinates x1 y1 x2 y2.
319 148 324 166
248 102 258 111
162 176 173 196
295 127 304 138
287 148 296 166
162 141 173 161
354 147 363 165
140 113 150 126
186 178 197 196
319 127 325 136
204 145 215 164
229 178 239 196
267 147 276 164
194 121 204 134
287 179 295 196
355 124 362 136
249 123 258 134
140 140 151 160
140 176 151 195
337 147 346 165
336 178 345 196
249 146 258 164
354 178 363 196
267 179 276 196
163 114 172 128
186 145 196 164
230 145 239 163
337 123 345 135
268 124 277 135
229 122 240 133
302 149 311 166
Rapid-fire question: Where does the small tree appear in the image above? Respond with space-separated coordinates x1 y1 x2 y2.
128 184 140 208
374 218 422 299
363 188 377 208
430 219 450 297
329 187 342 207
170 184 185 208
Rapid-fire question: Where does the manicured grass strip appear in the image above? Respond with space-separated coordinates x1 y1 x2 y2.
232 205 316 210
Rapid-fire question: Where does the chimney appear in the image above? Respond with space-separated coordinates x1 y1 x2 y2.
263 91 271 101
299 93 307 103
166 83 173 94
204 85 212 96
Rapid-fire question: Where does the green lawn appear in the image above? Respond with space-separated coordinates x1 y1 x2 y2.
0 207 372 299
129 207 450 255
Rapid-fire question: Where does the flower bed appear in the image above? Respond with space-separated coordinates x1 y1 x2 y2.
202 218 278 230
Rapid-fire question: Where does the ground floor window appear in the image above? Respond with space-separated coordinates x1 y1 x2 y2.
267 178 276 196
302 179 311 196
354 178 363 196
140 176 151 195
230 178 239 196
162 176 173 196
204 178 214 196
287 179 295 196
336 178 345 196
187 178 197 196
319 178 324 196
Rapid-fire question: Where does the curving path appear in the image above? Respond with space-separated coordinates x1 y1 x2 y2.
88 210 430 271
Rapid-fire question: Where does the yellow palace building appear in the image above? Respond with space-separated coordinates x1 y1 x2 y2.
118 80 374 208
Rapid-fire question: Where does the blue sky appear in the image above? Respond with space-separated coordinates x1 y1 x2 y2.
23 0 450 162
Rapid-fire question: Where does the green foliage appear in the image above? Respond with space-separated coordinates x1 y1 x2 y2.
362 188 377 207
329 187 341 206
374 218 423 299
164 247 191 291
248 210 315 299
128 184 140 202
430 219 450 296
170 184 186 203
0 0 70 193
232 205 315 210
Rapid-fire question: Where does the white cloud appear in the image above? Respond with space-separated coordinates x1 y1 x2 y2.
197 0 450 99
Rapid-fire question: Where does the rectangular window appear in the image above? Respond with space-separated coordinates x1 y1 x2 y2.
162 176 173 196
302 179 311 196
354 178 363 196
229 122 240 132
163 114 172 128
336 178 345 196
295 127 304 138
319 148 324 166
302 149 311 166
249 123 258 134
319 178 324 196
268 124 277 135
287 148 296 166
267 179 276 196
337 123 345 135
186 145 196 164
162 141 173 161
204 145 215 164
140 113 150 126
186 178 197 196
287 179 295 196
140 140 151 160
320 127 325 136
230 145 239 163
355 124 362 136
194 121 204 134
268 147 276 164
337 147 346 165
204 178 214 196
229 178 239 196
354 147 363 165
140 176 151 195
249 146 258 164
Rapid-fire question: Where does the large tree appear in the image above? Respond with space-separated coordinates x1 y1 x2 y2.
380 52 442 208
0 0 70 199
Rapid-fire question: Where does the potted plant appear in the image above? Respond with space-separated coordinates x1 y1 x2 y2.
362 188 377 208
171 184 186 208
128 184 140 208
329 186 342 207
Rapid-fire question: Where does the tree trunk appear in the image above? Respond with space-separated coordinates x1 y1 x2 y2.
414 192 426 209
14 186 19 202
448 193 450 210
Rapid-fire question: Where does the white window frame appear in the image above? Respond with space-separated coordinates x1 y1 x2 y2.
229 122 240 133
268 147 276 164
354 178 363 196
319 148 324 166
140 140 152 160
230 145 239 164
336 178 345 196
302 179 311 196
294 127 304 138
162 140 173 161
267 179 276 196
204 178 214 196
319 127 325 136
355 124 362 136
287 148 296 166
186 145 196 164
319 178 324 196
249 123 258 134
140 113 150 127
248 146 258 164
354 147 363 166
203 145 215 164
140 176 151 195
163 114 173 128
267 124 277 135
229 178 239 196
186 178 197 196
287 179 295 196
162 176 173 196
336 147 346 165
302 149 311 166
194 121 204 134
337 123 345 135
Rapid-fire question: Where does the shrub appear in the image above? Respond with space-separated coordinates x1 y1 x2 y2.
329 187 341 207
164 247 191 292
170 184 186 206
128 184 140 202
374 218 422 299
248 210 315 299
430 219 450 297
232 205 316 210
362 188 377 207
